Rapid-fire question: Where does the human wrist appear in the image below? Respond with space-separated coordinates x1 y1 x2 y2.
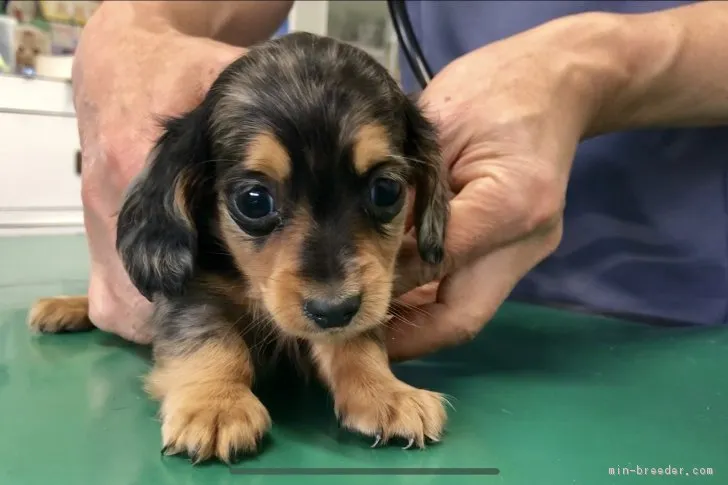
556 4 728 136
562 10 683 136
89 2 177 37
521 12 642 140
467 13 633 168
93 1 293 47
592 2 728 132
90 1 228 40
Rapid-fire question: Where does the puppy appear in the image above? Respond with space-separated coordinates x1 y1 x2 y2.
28 32 450 464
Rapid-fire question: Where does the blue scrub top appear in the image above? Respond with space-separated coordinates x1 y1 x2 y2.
401 1 728 326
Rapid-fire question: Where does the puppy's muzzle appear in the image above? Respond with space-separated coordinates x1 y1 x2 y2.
303 293 362 329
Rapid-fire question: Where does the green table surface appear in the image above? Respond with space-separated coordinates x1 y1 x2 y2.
0 235 725 485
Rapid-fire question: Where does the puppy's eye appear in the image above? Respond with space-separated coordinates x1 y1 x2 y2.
370 178 402 208
236 185 275 219
365 176 405 224
231 183 281 237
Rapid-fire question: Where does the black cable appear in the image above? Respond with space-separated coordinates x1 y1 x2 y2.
387 0 433 89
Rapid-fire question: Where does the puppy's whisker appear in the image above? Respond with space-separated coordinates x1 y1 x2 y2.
390 299 434 319
247 319 278 355
255 324 280 354
398 155 430 167
384 308 419 329
439 393 458 412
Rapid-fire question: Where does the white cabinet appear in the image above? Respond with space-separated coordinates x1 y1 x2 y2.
0 112 81 209
0 74 83 236
0 74 75 115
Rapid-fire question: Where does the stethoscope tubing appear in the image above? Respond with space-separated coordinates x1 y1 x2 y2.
386 0 433 90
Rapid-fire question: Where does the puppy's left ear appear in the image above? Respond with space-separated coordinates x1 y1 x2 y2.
402 97 450 265
116 105 213 301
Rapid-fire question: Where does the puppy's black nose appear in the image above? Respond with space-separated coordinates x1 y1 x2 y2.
303 294 362 329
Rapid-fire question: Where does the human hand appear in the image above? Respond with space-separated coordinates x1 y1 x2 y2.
74 3 245 343
387 15 615 361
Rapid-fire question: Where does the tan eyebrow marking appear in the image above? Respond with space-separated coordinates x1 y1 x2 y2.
243 131 291 182
352 123 393 176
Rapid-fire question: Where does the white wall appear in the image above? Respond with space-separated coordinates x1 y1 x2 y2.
288 1 329 35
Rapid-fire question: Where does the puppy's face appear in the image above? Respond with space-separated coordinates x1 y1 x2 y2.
116 33 449 340
217 123 411 339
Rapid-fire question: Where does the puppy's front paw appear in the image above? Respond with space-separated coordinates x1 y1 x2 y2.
160 385 271 464
336 383 447 449
27 296 93 333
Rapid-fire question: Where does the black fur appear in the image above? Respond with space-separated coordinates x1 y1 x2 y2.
402 97 450 265
115 104 216 301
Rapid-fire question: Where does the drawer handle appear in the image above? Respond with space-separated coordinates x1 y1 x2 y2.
75 150 82 175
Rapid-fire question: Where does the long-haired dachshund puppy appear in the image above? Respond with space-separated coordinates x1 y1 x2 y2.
28 32 450 464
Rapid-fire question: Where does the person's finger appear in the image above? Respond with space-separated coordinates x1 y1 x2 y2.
386 222 562 361
386 250 509 361
393 280 439 307
396 167 561 297
394 180 506 296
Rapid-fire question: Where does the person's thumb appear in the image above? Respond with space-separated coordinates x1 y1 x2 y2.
386 249 505 362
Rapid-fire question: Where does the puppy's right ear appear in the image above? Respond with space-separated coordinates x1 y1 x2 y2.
402 95 450 266
116 105 212 301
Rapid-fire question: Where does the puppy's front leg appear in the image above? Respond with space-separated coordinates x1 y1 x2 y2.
312 331 447 448
146 321 271 464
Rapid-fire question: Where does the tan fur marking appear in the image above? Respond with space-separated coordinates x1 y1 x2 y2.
147 337 271 464
27 296 94 333
173 171 193 226
312 332 447 447
350 236 401 335
353 123 393 175
348 195 411 333
219 202 316 338
244 131 291 182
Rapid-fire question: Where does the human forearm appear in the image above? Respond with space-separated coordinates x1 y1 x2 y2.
568 2 728 135
94 1 293 47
